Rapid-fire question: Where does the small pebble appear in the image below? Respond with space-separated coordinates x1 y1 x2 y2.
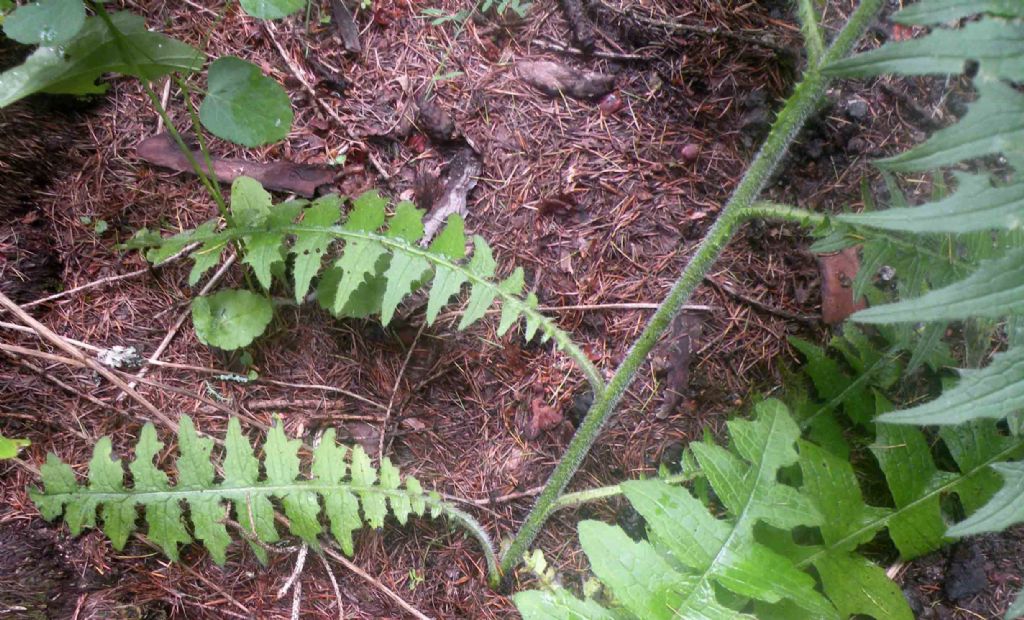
598 92 624 116
845 98 870 120
680 143 700 162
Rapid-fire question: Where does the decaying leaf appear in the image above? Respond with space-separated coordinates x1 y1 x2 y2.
657 310 706 419
817 246 866 325
517 61 616 100
137 133 336 197
524 397 564 439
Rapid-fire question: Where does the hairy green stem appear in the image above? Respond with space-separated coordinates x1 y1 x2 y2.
796 0 826 67
494 0 884 588
545 470 700 516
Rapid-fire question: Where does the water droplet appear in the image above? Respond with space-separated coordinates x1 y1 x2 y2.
274 118 282 127
39 27 55 44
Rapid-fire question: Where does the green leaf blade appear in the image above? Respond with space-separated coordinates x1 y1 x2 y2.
239 0 305 19
191 289 274 350
200 56 293 147
4 0 85 45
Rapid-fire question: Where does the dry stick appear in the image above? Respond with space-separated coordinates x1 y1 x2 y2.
262 21 390 180
596 0 796 55
321 546 433 620
317 550 346 620
379 322 426 461
0 290 179 432
0 342 252 428
703 276 819 324
0 320 388 411
533 37 652 62
0 353 94 440
118 253 236 401
277 542 310 599
10 243 196 310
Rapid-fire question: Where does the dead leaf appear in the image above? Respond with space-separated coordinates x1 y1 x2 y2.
517 61 616 100
817 246 867 325
330 0 361 53
657 310 707 419
524 397 563 440
137 133 336 197
421 145 481 243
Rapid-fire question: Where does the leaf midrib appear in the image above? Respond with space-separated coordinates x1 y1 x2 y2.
797 435 1024 569
37 480 427 504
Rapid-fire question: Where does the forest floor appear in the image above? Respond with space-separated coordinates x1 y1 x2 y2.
0 0 1020 618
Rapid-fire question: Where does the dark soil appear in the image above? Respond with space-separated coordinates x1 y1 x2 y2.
0 1 1020 618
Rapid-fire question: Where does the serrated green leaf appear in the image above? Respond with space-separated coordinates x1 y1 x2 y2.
350 445 387 528
0 12 204 107
458 237 498 330
880 347 1024 425
380 245 430 326
322 191 388 314
579 521 698 620
239 0 305 19
426 216 468 325
3 0 85 45
176 417 231 564
798 440 890 550
224 418 277 562
264 421 321 544
312 430 360 555
497 268 526 336
894 0 1024 24
948 462 1024 536
231 176 272 228
200 56 292 147
941 421 1014 514
877 80 1024 173
814 553 913 620
32 419 457 568
839 173 1024 233
695 400 821 531
188 237 227 287
191 289 274 350
87 438 136 552
292 196 341 302
827 20 1024 82
871 424 953 557
514 589 622 620
623 479 835 617
242 200 303 289
855 248 1024 324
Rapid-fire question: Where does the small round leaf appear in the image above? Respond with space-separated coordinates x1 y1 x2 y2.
239 0 305 19
199 56 293 147
3 0 85 45
191 289 273 350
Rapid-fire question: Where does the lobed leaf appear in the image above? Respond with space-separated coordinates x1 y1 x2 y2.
131 182 599 392
879 347 1024 425
827 20 1024 82
30 418 441 566
839 172 1024 233
854 247 1024 324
